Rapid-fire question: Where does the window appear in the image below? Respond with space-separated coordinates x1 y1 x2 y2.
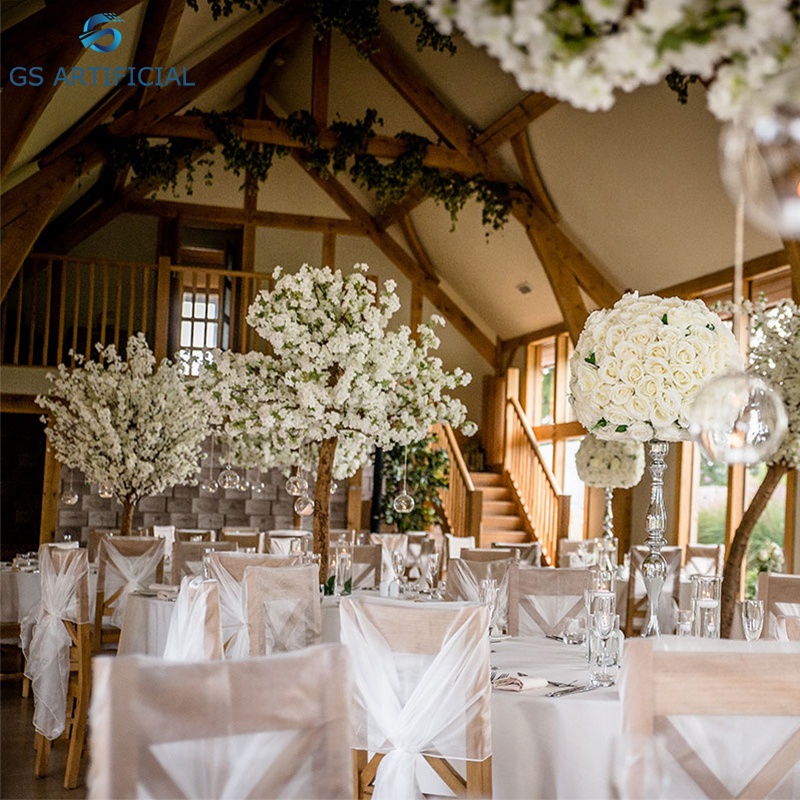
179 280 221 376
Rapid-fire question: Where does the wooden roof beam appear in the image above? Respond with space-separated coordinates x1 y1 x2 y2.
509 131 558 222
474 93 558 151
311 31 331 128
399 214 439 284
783 240 800 302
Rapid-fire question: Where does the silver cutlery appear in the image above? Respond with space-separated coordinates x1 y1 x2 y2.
545 684 602 698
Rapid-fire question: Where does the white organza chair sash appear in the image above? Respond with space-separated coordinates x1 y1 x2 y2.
172 541 235 584
244 564 321 655
508 566 593 637
620 638 800 799
88 645 353 800
445 557 512 634
369 534 408 583
758 573 800 639
684 544 724 577
162 576 223 661
98 537 165 629
340 597 491 800
21 545 89 739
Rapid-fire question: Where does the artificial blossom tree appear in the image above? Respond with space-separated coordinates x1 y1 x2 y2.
37 334 211 536
197 264 474 580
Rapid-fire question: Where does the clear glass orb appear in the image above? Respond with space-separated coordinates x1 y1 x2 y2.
688 371 788 464
392 492 415 514
285 475 308 496
98 484 114 499
217 465 241 490
330 482 338 495
60 490 79 506
720 66 800 237
199 478 218 494
250 479 266 494
239 479 250 492
294 495 315 516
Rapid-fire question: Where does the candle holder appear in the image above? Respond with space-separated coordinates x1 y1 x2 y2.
641 440 669 637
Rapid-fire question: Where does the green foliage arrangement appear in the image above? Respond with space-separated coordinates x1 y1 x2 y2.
381 434 450 533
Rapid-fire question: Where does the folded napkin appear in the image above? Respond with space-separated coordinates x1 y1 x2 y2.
149 583 179 600
492 673 548 692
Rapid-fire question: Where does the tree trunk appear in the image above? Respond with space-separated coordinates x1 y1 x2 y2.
314 437 338 584
119 498 136 537
720 463 788 638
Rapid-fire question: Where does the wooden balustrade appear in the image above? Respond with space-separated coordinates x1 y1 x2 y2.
1 254 273 368
432 423 482 540
504 396 570 566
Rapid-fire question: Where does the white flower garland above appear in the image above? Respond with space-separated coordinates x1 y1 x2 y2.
575 433 645 489
569 292 742 442
397 0 800 119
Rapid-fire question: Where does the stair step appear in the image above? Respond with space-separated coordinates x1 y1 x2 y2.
481 530 530 546
479 486 513 502
470 472 505 487
482 515 525 530
482 500 517 516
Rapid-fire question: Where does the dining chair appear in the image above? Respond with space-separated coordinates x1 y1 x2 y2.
507 565 594 638
88 528 147 562
492 540 542 565
94 536 165 653
162 575 223 661
444 533 475 570
88 644 353 800
174 528 216 543
244 564 321 655
406 533 435 580
757 572 800 639
340 597 492 800
171 540 235 584
265 529 311 556
149 525 176 559
461 547 516 562
218 530 265 553
23 545 91 790
445 556 513 635
205 552 300 658
683 543 725 578
556 538 597 568
620 638 800 799
625 545 682 637
368 533 408 582
351 545 382 589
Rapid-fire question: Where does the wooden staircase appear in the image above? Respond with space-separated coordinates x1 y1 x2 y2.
470 471 530 547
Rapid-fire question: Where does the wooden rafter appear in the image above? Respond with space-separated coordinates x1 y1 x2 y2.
782 240 800 302
509 131 558 222
291 151 497 366
311 31 331 128
133 0 186 108
134 117 477 174
399 214 439 283
474 93 559 151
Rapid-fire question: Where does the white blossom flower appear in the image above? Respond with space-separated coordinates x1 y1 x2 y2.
575 434 645 488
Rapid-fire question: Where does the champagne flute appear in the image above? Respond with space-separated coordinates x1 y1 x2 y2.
479 578 499 636
391 549 406 594
425 550 440 597
741 599 764 641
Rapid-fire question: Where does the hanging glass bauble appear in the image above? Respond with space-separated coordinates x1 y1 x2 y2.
330 482 338 495
250 479 266 494
199 478 219 494
61 489 79 505
217 464 241 490
98 484 114 499
294 495 315 516
688 371 788 464
720 66 800 238
392 492 415 514
285 475 308 496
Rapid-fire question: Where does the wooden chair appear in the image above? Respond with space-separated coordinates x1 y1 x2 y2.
368 533 408 583
460 547 516 562
625 546 682 637
352 545 382 589
444 533 475 570
162 576 224 662
244 564 321 655
757 572 800 639
341 597 492 799
218 529 265 552
683 543 725 577
507 565 593 638
89 644 352 799
445 556 513 635
492 540 542 565
556 538 597 568
621 638 800 798
88 528 146 562
265 530 311 556
94 536 164 653
174 528 216 543
28 545 91 790
171 540 235 584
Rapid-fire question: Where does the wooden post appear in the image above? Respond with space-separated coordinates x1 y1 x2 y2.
153 256 172 360
346 469 363 533
39 434 61 545
481 375 506 469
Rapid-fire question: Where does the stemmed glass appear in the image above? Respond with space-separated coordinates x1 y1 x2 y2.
393 447 415 514
391 549 406 594
479 578 499 636
425 550 441 598
741 599 765 641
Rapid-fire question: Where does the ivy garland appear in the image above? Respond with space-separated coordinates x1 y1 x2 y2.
108 109 518 231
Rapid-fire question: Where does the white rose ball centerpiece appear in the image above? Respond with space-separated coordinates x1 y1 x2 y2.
570 292 742 636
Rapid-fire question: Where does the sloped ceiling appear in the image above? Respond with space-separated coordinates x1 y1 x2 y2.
1 0 788 356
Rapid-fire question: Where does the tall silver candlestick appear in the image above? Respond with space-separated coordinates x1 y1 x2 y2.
642 440 668 637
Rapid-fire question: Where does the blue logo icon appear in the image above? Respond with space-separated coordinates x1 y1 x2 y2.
79 13 124 53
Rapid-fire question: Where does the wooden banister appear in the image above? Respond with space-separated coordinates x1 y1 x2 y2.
432 423 482 540
504 396 570 565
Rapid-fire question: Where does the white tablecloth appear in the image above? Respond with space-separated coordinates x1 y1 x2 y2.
117 593 177 656
0 567 98 625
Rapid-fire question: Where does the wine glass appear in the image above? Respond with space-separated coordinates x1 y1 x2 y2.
391 549 406 593
741 599 765 641
479 578 499 636
425 550 440 597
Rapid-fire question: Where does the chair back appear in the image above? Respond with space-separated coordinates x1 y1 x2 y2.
445 557 513 635
620 638 800 799
557 538 597 568
444 533 475 569
340 597 491 800
88 529 146 562
492 541 542 565
174 529 216 543
626 546 682 636
244 564 321 655
88 645 353 800
265 530 311 556
507 566 593 637
94 537 165 649
368 533 408 582
171 540 235 584
219 530 265 553
352 545 382 589
684 543 725 577
149 526 176 558
405 533 434 580
461 548 515 562
162 576 223 661
757 572 800 639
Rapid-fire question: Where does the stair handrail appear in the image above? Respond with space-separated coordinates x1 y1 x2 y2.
504 396 570 565
431 423 482 540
